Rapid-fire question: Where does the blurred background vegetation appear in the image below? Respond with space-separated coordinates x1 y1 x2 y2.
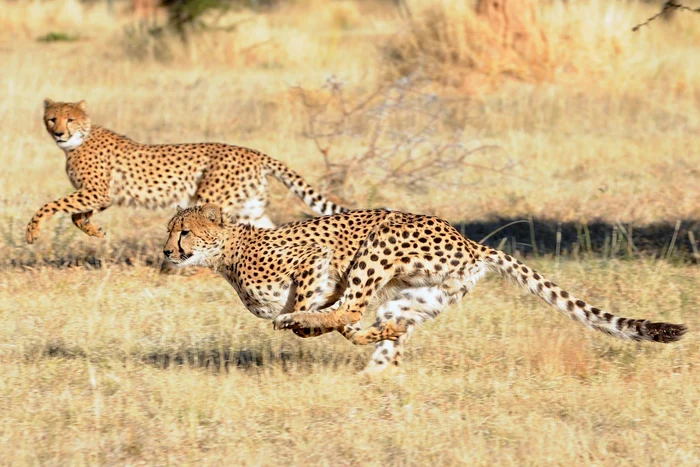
1 0 698 262
0 2 699 463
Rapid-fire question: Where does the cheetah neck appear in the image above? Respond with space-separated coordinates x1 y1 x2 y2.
207 222 247 272
211 222 259 274
59 125 101 153
208 249 226 273
62 126 131 154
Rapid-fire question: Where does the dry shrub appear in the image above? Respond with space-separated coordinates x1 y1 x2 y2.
518 331 595 379
382 0 700 89
0 0 119 38
475 0 550 74
294 74 511 207
383 0 552 89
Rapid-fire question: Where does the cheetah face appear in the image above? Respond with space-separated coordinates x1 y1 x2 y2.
163 204 226 268
43 99 91 151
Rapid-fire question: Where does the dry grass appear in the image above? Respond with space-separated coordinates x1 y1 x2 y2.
1 0 699 464
1 260 698 464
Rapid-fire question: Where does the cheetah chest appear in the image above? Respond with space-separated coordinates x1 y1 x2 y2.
223 275 292 319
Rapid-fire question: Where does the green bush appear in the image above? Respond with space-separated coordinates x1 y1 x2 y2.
158 0 282 42
37 32 80 43
159 0 230 41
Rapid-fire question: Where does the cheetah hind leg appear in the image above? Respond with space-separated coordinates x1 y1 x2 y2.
356 285 456 374
287 304 349 339
337 285 453 348
360 326 415 375
338 319 409 345
252 214 276 229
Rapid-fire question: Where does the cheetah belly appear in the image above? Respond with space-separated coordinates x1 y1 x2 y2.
247 300 287 320
110 168 203 209
237 197 267 222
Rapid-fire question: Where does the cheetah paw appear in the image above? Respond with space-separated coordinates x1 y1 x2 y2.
84 225 106 238
26 222 41 244
273 314 298 331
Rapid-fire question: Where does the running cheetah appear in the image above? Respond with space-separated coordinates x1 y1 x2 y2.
26 99 346 244
163 204 687 373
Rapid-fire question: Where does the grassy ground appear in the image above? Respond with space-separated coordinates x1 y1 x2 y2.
1 0 699 464
1 260 698 464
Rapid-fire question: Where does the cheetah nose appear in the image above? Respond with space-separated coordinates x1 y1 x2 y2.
54 131 65 137
163 249 173 257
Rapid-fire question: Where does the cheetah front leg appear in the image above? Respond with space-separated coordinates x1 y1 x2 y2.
71 208 108 238
26 189 111 244
276 244 344 338
273 252 397 331
273 221 400 332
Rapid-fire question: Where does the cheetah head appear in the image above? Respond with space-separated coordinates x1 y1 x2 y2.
43 98 91 151
163 204 227 268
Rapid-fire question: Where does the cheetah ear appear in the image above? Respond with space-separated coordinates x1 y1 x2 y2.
201 204 222 225
43 98 54 109
76 100 88 112
176 205 183 214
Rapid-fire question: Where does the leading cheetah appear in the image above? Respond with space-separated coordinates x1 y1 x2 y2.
163 204 687 374
26 99 347 244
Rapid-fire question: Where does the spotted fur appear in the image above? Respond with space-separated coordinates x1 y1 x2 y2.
164 205 687 374
26 99 346 244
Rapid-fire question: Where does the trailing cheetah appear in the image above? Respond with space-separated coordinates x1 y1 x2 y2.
26 99 346 244
163 204 687 373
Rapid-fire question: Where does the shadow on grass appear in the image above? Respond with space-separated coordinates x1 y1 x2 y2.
6 242 167 270
456 217 699 263
141 345 364 372
37 338 364 372
5 216 699 269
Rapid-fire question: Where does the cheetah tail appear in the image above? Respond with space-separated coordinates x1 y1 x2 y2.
482 249 687 343
264 158 348 216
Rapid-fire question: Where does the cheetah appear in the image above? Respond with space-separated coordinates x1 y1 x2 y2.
163 204 687 373
26 99 346 244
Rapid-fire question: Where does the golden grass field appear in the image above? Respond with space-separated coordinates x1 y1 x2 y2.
0 0 699 464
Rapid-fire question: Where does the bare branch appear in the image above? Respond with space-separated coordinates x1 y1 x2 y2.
293 75 519 206
632 1 700 32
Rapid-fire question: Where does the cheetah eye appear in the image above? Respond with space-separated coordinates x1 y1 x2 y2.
67 118 74 123
181 230 190 237
48 118 56 123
